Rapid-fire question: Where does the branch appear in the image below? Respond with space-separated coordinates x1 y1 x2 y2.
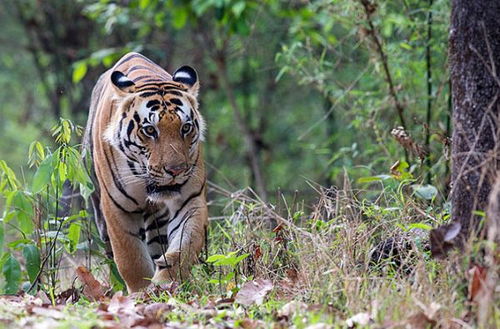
359 0 407 130
215 56 268 201
425 0 433 183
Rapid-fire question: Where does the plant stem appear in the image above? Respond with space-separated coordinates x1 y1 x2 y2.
425 0 433 184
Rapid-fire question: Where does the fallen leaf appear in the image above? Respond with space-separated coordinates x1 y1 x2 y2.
108 291 135 314
406 312 436 329
75 266 106 301
235 279 273 306
254 245 262 260
107 291 144 328
239 318 265 329
142 302 174 320
468 264 487 302
278 301 307 319
272 224 284 233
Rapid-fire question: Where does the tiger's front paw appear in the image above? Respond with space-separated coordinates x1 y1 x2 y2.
152 251 184 283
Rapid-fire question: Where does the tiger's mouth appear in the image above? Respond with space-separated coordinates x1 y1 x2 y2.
146 183 183 196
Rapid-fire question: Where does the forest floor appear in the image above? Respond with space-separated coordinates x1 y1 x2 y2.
0 185 498 329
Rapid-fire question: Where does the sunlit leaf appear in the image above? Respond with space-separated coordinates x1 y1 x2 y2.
72 61 88 83
32 154 54 193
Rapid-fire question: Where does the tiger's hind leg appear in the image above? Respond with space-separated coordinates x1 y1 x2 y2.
101 196 154 292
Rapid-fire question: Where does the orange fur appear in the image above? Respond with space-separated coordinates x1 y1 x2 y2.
84 52 207 292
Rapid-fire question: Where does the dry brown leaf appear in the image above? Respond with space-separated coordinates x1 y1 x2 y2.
239 318 265 329
235 279 273 306
108 291 136 314
75 266 106 301
468 264 488 302
254 245 262 261
278 301 307 319
107 291 145 328
142 302 174 320
406 312 436 329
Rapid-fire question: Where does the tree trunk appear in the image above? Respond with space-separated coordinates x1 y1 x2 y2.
431 0 500 257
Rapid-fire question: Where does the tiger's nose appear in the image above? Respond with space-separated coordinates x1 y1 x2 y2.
165 163 188 177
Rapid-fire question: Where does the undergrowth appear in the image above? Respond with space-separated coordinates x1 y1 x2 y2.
0 119 497 328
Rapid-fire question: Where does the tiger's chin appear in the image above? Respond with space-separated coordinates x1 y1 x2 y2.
146 183 183 202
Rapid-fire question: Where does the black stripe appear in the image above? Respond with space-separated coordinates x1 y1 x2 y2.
147 234 169 245
104 147 139 205
127 65 157 73
137 82 180 89
170 98 183 106
133 75 157 82
116 53 155 67
127 120 135 136
139 91 161 98
101 179 142 214
168 210 193 240
127 161 140 175
139 90 184 98
128 228 145 241
147 100 160 107
167 184 205 239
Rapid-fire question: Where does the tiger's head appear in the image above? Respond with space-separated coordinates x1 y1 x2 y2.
104 66 205 200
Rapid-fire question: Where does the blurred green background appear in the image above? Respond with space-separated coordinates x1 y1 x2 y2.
0 0 452 201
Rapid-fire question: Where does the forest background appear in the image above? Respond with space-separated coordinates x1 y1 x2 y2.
0 0 451 200
1 1 497 328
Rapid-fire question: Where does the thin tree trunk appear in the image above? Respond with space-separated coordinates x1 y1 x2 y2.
430 0 500 256
215 58 268 201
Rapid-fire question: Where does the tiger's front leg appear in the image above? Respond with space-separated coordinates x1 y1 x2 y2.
152 199 208 283
101 195 154 292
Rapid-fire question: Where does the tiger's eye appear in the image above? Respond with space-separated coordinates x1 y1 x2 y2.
143 126 157 137
181 122 192 135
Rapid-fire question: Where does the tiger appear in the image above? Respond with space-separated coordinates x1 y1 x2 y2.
83 52 208 292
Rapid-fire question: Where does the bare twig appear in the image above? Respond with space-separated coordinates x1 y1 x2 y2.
425 0 433 183
359 0 407 130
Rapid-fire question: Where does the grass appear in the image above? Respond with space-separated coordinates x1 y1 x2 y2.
0 177 498 328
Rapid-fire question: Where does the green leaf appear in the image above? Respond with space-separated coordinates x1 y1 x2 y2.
0 221 3 253
12 192 34 235
206 254 226 263
2 254 21 294
32 154 54 193
139 0 150 9
407 223 433 231
72 61 88 83
23 245 40 283
67 222 81 254
412 184 438 200
357 175 392 183
172 7 188 29
231 1 245 18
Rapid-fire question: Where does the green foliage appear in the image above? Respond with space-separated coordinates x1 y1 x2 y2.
0 119 94 294
2 254 21 294
206 251 249 289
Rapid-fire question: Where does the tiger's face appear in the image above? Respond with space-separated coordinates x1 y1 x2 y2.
104 66 205 200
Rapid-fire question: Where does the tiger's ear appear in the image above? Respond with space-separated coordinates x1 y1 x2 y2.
173 65 199 97
111 71 136 93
